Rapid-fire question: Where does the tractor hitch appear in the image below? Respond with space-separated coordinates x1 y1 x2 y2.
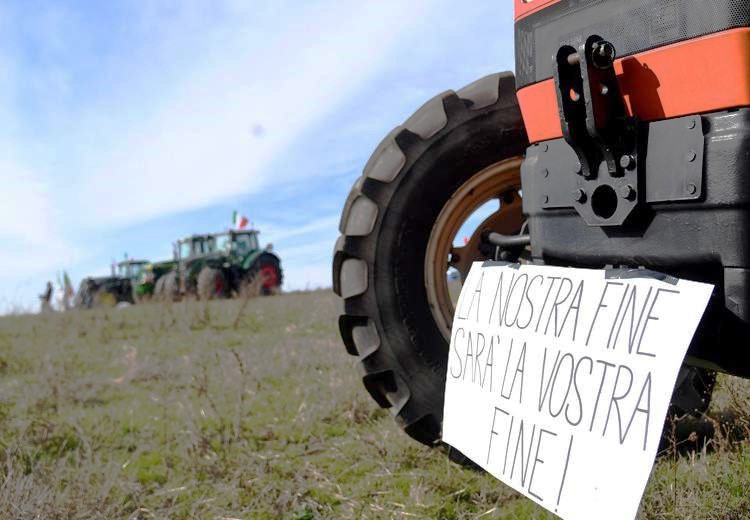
522 35 706 229
552 36 640 226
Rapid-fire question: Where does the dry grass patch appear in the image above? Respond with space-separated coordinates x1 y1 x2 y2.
0 290 746 518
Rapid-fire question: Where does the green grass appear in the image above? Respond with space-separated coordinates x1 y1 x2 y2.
0 290 748 518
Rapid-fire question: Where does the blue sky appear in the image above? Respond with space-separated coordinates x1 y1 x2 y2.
0 0 515 311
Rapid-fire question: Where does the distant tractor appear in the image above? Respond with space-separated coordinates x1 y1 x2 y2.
75 259 149 308
136 259 177 301
158 229 282 300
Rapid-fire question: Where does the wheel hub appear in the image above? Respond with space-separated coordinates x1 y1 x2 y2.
424 157 524 339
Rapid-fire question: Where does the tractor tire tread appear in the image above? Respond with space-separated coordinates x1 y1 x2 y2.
333 72 526 446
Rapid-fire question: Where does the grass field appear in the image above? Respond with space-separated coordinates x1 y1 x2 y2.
0 290 749 519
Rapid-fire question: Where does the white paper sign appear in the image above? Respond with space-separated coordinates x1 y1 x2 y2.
443 262 713 520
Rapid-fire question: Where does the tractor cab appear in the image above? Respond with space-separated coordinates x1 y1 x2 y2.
116 260 149 281
228 230 260 256
181 230 261 259
176 235 216 260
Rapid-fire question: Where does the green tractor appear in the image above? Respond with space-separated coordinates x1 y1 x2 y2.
135 259 177 301
158 229 282 300
75 259 149 308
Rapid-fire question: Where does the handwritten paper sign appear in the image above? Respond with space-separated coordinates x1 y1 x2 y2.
442 262 713 520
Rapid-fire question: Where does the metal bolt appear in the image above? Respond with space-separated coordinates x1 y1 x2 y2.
541 168 549 178
542 143 549 152
685 150 697 162
573 161 582 174
543 195 549 204
573 189 586 203
620 185 635 200
687 118 696 129
591 40 617 69
570 90 581 102
600 84 610 96
619 155 635 170
687 183 697 195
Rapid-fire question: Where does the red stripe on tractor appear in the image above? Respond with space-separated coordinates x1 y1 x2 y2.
517 28 750 143
514 0 561 21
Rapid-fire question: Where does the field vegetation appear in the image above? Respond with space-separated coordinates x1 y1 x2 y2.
0 290 748 518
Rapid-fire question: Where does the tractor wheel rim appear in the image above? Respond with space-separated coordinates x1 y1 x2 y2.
260 266 278 288
424 157 524 340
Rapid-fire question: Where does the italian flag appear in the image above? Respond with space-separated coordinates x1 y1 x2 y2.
232 210 249 229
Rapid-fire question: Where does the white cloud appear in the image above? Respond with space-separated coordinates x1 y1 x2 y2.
0 162 50 242
0 0 442 309
0 9 81 286
0 163 81 308
0 0 518 310
56 0 436 229
259 215 340 245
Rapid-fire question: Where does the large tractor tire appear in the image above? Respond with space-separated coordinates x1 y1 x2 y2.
670 366 716 417
333 73 528 446
160 271 180 302
92 289 117 308
153 276 166 300
119 282 135 305
197 267 227 300
246 253 283 296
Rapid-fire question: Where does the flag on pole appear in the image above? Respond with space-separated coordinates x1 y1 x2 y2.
232 210 249 229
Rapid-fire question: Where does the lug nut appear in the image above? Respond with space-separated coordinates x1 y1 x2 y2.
573 189 586 203
620 185 635 200
619 155 636 170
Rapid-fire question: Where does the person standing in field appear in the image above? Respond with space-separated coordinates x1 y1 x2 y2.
39 281 53 314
